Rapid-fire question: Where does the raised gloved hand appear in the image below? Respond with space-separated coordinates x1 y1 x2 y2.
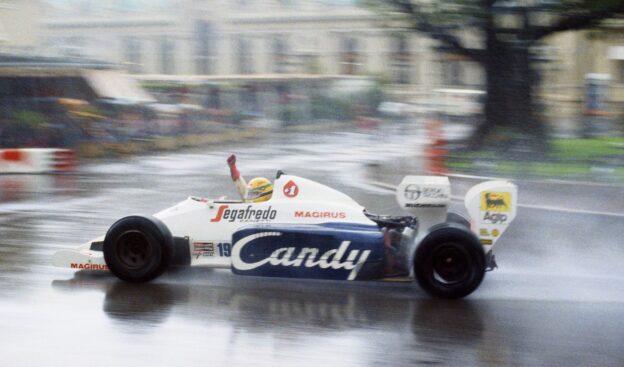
227 154 240 181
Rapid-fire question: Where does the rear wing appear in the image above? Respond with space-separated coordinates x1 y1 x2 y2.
464 180 518 250
396 176 517 250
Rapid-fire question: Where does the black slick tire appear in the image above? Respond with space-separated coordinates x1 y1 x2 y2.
103 215 174 282
446 211 471 228
414 225 485 299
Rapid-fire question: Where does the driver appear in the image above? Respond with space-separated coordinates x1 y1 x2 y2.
227 154 273 203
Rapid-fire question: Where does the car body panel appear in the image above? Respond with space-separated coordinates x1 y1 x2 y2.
231 223 385 280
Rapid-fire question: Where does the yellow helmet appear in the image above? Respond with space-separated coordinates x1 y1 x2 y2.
245 177 273 203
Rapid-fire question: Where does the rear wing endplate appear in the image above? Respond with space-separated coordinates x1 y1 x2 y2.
464 180 518 250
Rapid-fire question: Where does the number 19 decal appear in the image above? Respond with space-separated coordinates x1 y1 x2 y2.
217 243 231 257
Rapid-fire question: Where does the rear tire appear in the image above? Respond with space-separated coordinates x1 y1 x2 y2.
446 211 470 228
414 226 485 299
103 216 173 282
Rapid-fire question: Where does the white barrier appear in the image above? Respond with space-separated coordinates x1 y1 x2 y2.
0 148 77 174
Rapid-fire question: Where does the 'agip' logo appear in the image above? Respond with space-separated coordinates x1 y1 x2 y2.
481 192 510 212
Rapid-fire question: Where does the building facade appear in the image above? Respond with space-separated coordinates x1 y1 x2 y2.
535 26 624 130
44 0 487 99
42 0 624 124
0 0 42 54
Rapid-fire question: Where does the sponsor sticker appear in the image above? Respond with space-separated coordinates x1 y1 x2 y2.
283 180 299 198
403 184 421 201
403 185 448 205
405 203 445 208
70 263 108 270
421 187 449 200
231 232 371 281
294 211 346 219
482 212 508 224
193 242 231 258
193 242 215 258
481 192 511 212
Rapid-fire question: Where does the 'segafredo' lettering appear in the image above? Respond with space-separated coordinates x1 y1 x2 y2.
211 205 277 223
231 232 371 280
294 211 347 219
70 263 108 270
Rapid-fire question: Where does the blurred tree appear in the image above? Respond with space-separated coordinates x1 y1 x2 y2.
368 0 624 151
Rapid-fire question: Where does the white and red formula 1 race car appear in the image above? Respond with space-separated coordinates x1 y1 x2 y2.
53 173 517 299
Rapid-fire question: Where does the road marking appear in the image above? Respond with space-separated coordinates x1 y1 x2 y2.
370 182 397 191
446 173 624 189
509 202 624 218
371 181 624 219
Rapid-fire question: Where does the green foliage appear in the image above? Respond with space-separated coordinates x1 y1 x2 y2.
352 81 385 109
559 0 624 12
447 136 624 181
362 0 489 29
310 95 354 121
141 81 181 92
550 137 624 161
11 110 47 129
367 0 624 31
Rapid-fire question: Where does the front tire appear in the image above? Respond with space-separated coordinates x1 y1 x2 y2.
414 226 485 299
103 216 174 282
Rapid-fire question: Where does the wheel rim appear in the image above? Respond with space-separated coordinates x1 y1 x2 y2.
115 230 152 270
431 242 471 285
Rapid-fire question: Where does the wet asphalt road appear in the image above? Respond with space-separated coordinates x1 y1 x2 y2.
1 124 624 366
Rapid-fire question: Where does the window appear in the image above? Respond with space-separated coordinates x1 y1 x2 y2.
122 37 142 74
391 35 412 84
64 37 85 57
340 37 360 75
441 54 465 86
447 61 463 85
241 85 259 113
236 36 253 74
272 35 289 73
160 37 175 74
195 20 215 75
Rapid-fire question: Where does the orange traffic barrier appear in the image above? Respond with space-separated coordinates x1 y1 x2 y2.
425 120 448 175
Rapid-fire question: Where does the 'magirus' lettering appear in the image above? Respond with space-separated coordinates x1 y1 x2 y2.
294 211 346 219
231 232 371 280
70 263 109 270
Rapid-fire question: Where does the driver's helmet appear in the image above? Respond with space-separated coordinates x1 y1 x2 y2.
245 177 273 203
